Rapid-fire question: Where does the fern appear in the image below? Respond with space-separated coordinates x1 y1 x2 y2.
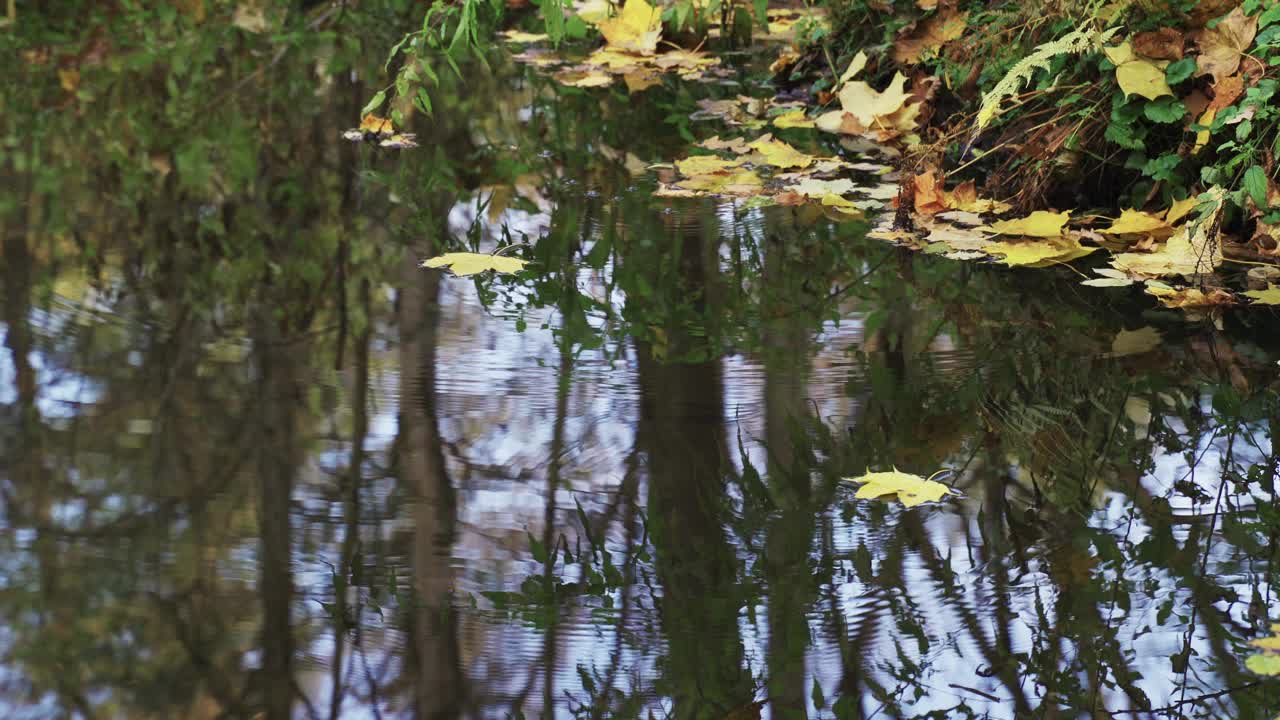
975 25 1119 130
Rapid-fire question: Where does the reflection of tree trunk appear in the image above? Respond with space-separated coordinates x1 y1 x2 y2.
253 316 303 720
634 231 749 718
399 247 463 719
761 228 815 720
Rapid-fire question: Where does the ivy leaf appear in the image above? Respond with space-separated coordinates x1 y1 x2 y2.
1165 57 1196 84
1243 165 1270 207
1143 97 1186 123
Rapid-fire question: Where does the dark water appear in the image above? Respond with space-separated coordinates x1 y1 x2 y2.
4 12 1280 720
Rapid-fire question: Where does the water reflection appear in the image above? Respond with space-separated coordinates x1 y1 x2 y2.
3 11 1280 720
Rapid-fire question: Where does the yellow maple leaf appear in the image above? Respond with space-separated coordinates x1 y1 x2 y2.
986 235 1098 266
772 110 815 129
1115 58 1173 100
421 252 528 276
1243 285 1280 305
789 177 856 198
983 210 1070 237
837 50 868 87
1100 209 1174 237
675 155 743 175
1165 197 1198 224
679 170 763 195
746 136 814 169
846 469 956 507
838 72 912 127
598 0 662 55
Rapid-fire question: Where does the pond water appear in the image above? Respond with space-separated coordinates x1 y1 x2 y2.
4 15 1280 720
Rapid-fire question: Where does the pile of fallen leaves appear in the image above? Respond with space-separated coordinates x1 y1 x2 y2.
504 0 732 90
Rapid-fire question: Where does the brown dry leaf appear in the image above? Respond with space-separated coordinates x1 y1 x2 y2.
1132 27 1183 60
913 169 948 215
1208 74 1244 111
1196 7 1258 84
770 51 800 75
892 11 968 65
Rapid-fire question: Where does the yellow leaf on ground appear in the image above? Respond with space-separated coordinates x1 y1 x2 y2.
984 210 1070 238
892 10 968 65
1100 209 1173 237
675 155 743 176
846 469 956 507
598 0 662 55
1196 6 1258 84
1165 197 1198 224
422 253 528 276
838 72 912 127
837 50 868 87
746 136 814 169
1116 58 1173 100
772 110 815 129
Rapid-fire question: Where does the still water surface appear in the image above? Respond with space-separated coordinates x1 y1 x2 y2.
4 22 1280 720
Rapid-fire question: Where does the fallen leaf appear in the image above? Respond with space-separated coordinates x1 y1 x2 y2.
676 155 743 175
986 235 1098 266
837 50 868 87
678 169 763 195
1243 285 1280 305
984 210 1070 238
1196 6 1258 84
1111 327 1162 356
772 110 815 129
501 30 550 43
1116 57 1173 100
746 136 814 169
892 11 968 65
1208 74 1244 111
1099 209 1174 238
1132 27 1183 60
789 177 856 198
846 469 956 507
1165 197 1198 224
598 0 662 55
698 135 751 153
1145 284 1235 309
422 252 528 276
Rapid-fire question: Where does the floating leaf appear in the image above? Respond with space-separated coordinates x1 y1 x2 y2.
746 135 814 169
986 235 1098 266
772 110 815 129
422 252 528 277
1111 327 1162 356
846 469 956 507
983 210 1070 238
1100 209 1173 237
676 155 743 176
1243 285 1280 305
501 30 551 43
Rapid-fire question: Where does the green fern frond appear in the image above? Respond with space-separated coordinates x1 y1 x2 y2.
975 26 1119 130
